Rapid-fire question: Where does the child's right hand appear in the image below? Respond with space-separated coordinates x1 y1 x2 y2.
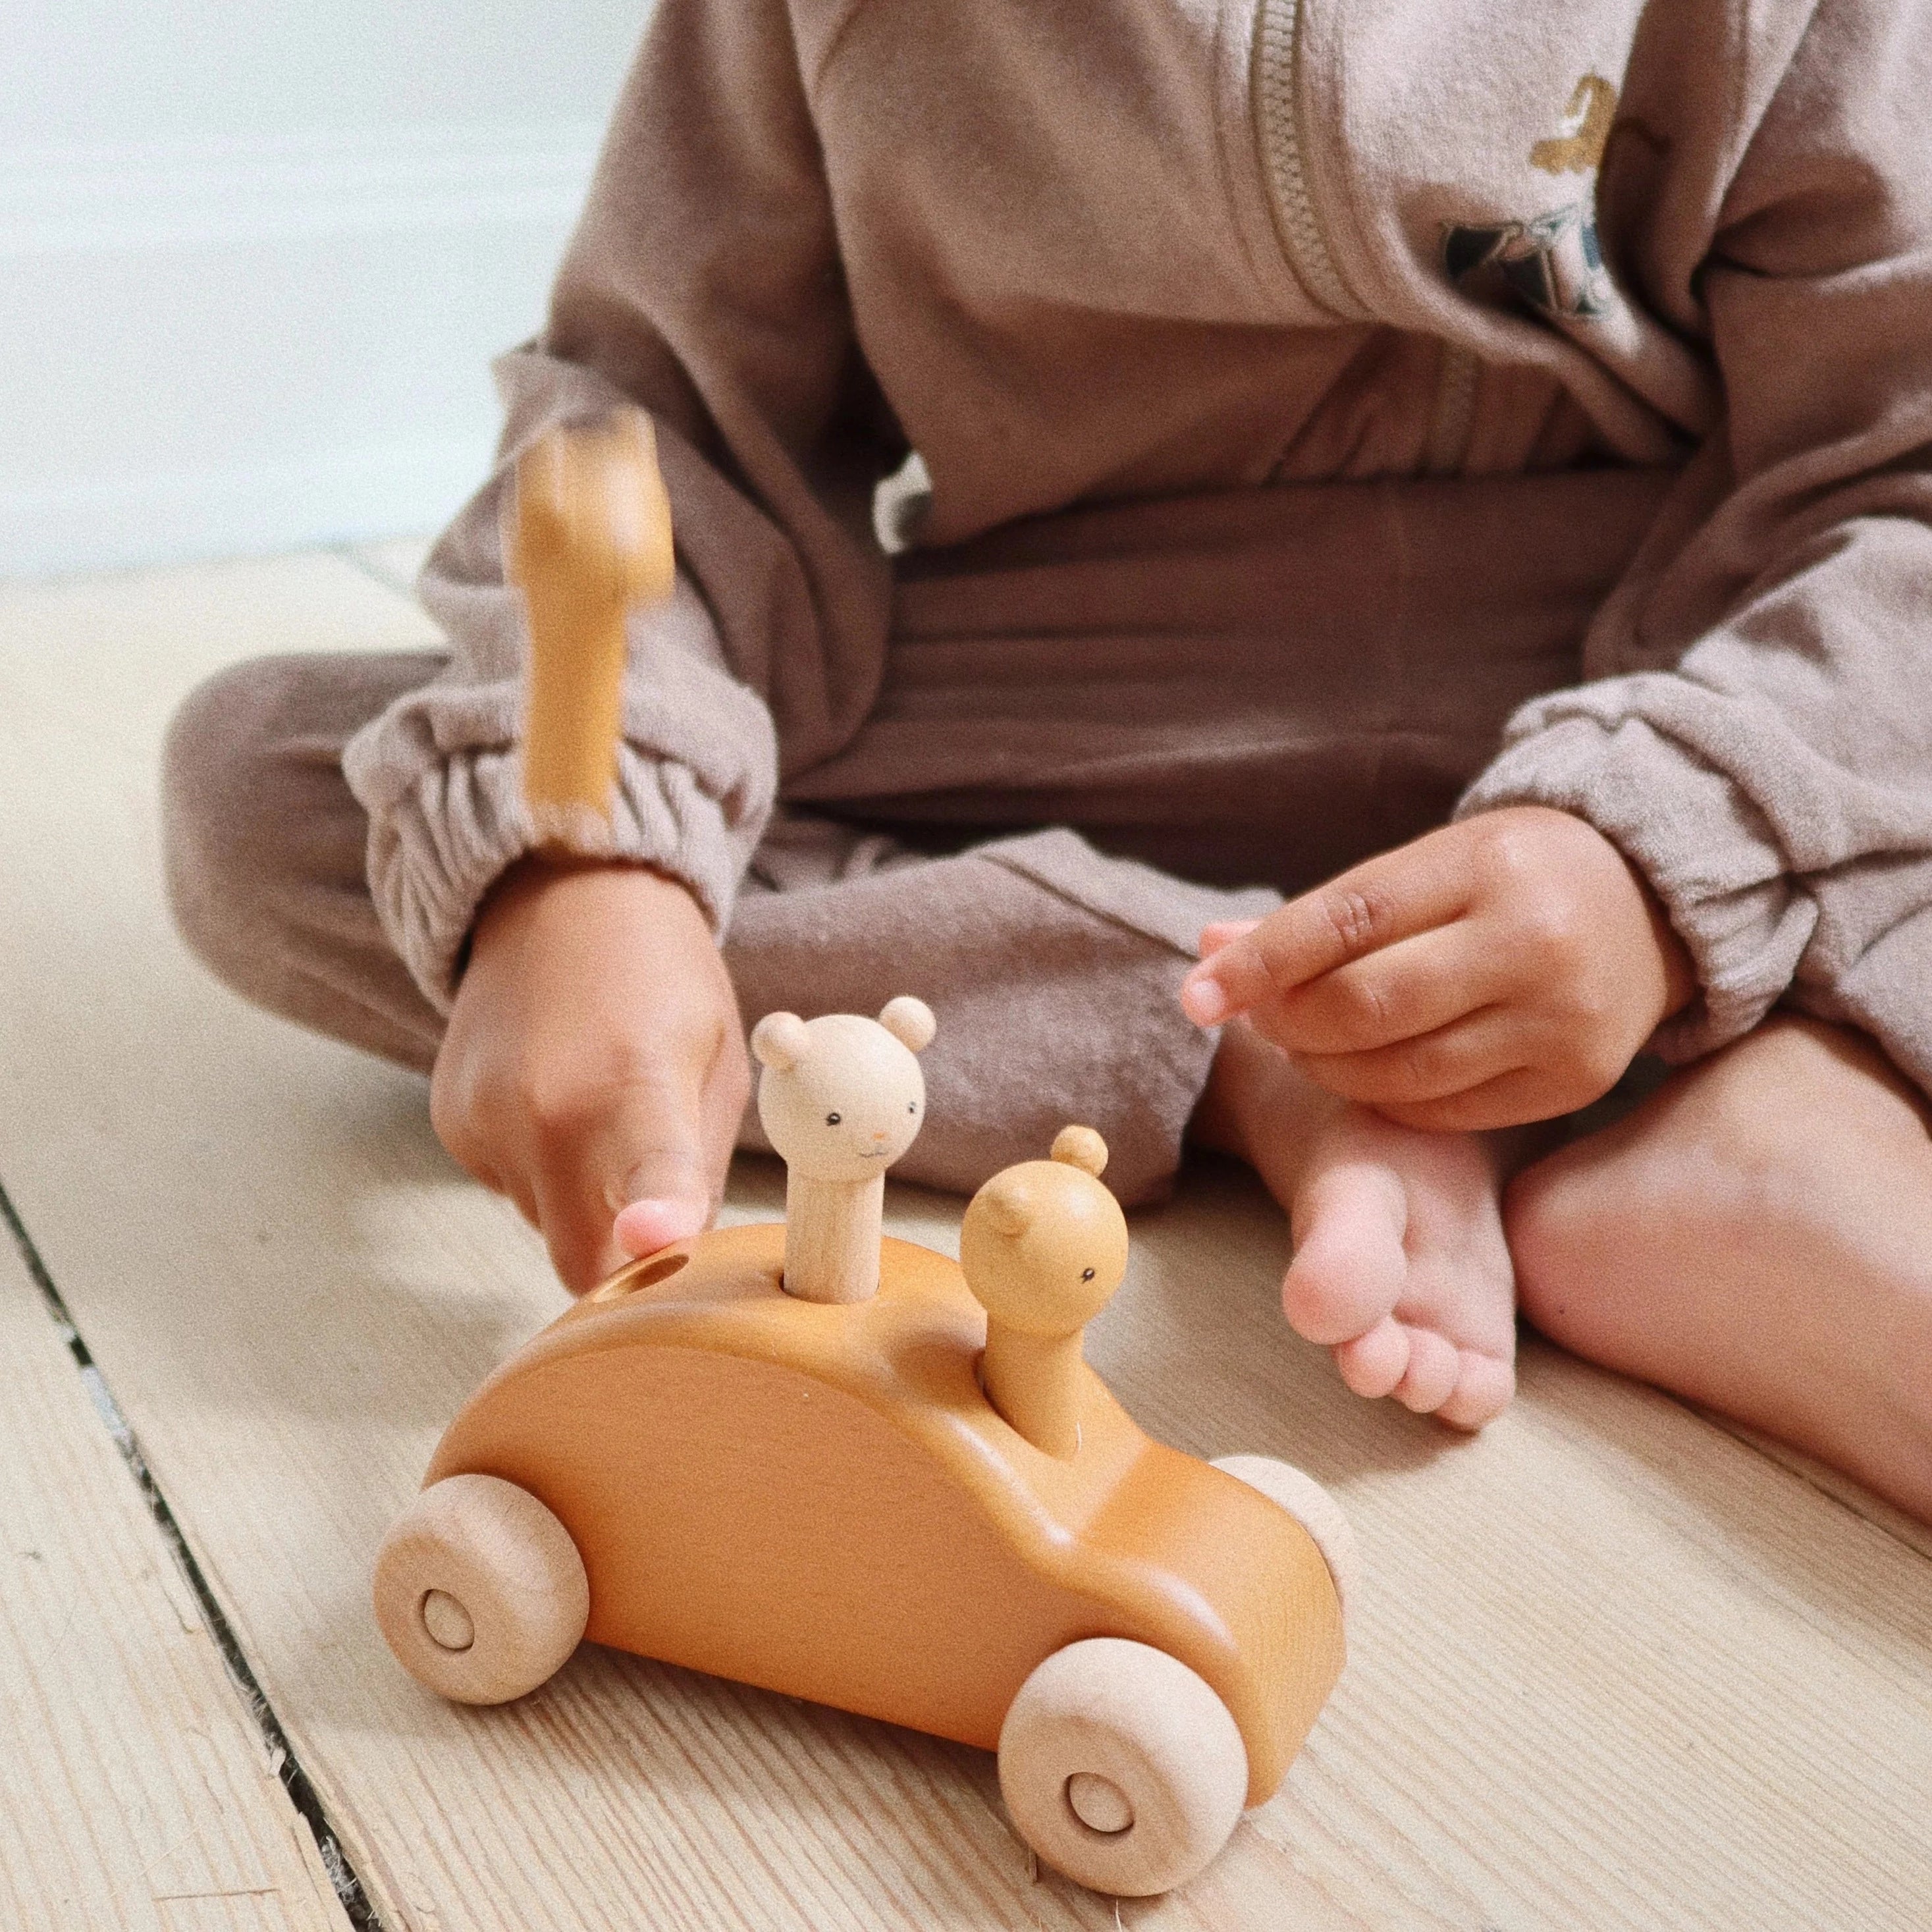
1178 807 1694 1131
429 856 749 1293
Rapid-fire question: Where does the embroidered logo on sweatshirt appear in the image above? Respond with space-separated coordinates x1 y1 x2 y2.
1441 76 1619 321
1442 203 1612 319
1530 74 1617 175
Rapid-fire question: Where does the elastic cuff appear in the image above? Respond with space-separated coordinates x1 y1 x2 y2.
385 755 751 1012
1457 714 1817 1062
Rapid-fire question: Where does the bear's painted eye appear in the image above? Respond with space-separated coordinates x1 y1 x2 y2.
1081 1267 1096 1282
826 1112 842 1125
907 1101 917 1114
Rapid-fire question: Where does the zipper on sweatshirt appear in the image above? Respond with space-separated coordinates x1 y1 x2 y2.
1254 0 1481 477
1251 0 1363 319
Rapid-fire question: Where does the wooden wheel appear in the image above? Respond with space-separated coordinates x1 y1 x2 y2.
373 1474 589 1704
997 1638 1248 1896
1211 1453 1358 1620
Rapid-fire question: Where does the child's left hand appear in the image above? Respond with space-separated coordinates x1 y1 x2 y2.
1179 806 1696 1131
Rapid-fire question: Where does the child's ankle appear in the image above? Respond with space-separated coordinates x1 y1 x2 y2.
1190 1017 1342 1172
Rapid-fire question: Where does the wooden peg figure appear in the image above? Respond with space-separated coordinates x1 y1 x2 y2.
504 408 676 845
751 998 937 1303
961 1126 1130 1459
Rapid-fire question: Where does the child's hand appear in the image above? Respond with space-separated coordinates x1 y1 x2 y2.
430 857 749 1293
1180 807 1694 1131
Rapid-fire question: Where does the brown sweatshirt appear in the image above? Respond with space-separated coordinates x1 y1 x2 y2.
344 0 1932 1095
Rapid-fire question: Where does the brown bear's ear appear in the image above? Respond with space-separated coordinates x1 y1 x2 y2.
976 1172 1034 1239
750 1011 811 1072
1050 1125 1108 1177
877 995 936 1052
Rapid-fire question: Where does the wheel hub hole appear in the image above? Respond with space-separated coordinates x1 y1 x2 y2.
1065 1772 1135 1837
421 1588 475 1653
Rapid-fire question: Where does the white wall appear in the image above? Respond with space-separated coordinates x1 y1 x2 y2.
0 1 652 576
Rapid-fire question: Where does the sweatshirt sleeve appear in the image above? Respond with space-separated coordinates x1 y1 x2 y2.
1458 0 1932 1092
342 0 901 1010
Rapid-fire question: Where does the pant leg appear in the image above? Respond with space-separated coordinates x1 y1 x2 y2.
728 817 1278 1206
161 653 1275 1204
162 651 449 1073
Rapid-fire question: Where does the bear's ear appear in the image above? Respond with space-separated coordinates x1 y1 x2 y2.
1050 1125 1108 1177
977 1171 1034 1239
877 995 936 1053
751 1011 811 1072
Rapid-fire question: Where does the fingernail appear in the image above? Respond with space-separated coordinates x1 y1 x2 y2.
613 1195 708 1258
1180 974 1230 1026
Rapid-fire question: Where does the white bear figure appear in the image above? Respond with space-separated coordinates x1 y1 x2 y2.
750 997 936 1303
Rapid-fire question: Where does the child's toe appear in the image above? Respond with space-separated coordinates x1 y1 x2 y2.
1391 1327 1462 1412
1436 1351 1516 1431
1332 1314 1411 1398
1283 1162 1409 1344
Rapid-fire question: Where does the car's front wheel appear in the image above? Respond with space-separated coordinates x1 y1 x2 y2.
373 1473 589 1704
998 1637 1248 1895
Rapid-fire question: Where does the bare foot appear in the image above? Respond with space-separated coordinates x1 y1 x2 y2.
1508 1015 1932 1521
1195 1018 1527 1428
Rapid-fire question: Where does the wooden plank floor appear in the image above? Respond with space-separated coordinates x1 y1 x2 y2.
2 549 1930 1931
0 1142 351 1930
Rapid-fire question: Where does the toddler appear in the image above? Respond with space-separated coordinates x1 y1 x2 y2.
164 0 1932 1520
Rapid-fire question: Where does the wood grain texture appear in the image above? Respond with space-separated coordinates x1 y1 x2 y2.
2 552 1931 1931
0 1199 351 1931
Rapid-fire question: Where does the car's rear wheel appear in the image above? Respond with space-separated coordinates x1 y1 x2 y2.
373 1473 589 1704
1211 1453 1358 1619
998 1638 1247 1895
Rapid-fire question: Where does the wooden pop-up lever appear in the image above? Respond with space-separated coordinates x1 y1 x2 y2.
504 408 676 844
751 999 938 1303
961 1127 1130 1460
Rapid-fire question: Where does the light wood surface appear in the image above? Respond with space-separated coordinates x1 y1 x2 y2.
3 550 1932 1930
0 1183 350 1931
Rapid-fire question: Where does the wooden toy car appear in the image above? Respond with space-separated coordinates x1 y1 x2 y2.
376 1001 1355 1896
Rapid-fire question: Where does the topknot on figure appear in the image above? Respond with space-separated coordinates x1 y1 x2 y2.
750 998 937 1302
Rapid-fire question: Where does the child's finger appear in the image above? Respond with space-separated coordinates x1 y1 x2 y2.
536 1079 714 1294
1289 1006 1526 1109
614 1194 709 1259
1370 1065 1571 1135
1181 852 1472 1025
616 1033 747 1260
1198 919 1263 959
1248 922 1502 1056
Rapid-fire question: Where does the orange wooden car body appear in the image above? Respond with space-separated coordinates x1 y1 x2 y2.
423 1220 1345 1806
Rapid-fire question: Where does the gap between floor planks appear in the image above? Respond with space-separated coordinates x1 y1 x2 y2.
0 1187 357 1932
